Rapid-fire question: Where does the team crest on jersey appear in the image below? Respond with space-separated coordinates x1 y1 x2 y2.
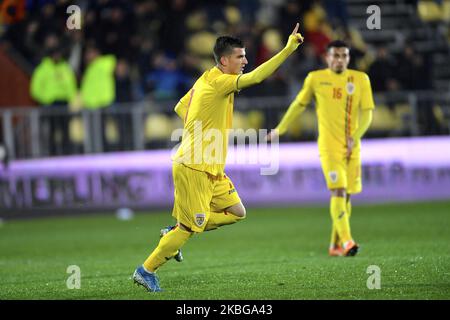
346 82 355 95
195 213 206 227
329 171 338 183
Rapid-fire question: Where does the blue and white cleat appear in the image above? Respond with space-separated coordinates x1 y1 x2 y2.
160 226 183 262
133 266 162 292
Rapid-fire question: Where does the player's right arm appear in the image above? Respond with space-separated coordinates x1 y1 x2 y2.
237 23 304 90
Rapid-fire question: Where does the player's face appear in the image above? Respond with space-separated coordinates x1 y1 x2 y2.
326 47 350 74
222 48 248 75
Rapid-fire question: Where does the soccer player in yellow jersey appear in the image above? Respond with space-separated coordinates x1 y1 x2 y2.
133 24 304 292
268 40 375 257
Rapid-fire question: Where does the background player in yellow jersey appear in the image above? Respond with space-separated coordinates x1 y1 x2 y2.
268 40 375 257
133 24 304 292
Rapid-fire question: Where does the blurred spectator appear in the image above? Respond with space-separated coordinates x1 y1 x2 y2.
115 59 133 103
278 0 307 38
284 43 322 99
133 0 161 41
368 46 399 92
80 45 117 151
100 3 136 60
238 0 260 24
30 39 77 155
367 46 400 113
255 28 283 66
136 39 156 98
201 0 226 23
255 0 285 27
303 4 332 58
185 16 217 72
396 44 432 91
322 0 349 28
159 0 190 56
396 44 439 134
178 52 202 80
144 52 193 101
81 45 116 108
32 3 60 44
114 59 133 150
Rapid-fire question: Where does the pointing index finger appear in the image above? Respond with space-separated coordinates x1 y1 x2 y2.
292 22 299 35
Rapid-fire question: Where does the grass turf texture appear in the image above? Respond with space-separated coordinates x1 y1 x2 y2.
0 201 449 300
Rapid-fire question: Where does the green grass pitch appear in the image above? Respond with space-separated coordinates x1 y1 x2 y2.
1 201 449 300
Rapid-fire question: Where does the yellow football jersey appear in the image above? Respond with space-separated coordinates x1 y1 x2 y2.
278 69 375 154
172 66 239 177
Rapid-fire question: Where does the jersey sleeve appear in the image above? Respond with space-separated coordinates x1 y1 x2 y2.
360 73 375 110
213 73 239 95
295 72 314 106
236 44 294 91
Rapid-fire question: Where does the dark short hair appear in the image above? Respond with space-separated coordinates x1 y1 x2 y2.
213 36 244 65
326 40 350 52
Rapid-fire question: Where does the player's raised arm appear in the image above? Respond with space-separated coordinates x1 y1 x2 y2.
237 23 304 90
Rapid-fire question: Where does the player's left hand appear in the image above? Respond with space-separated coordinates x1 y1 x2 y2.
286 22 304 52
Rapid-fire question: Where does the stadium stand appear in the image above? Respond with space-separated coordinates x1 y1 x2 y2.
0 0 449 159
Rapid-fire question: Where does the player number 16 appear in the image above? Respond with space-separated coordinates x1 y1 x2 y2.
333 88 342 99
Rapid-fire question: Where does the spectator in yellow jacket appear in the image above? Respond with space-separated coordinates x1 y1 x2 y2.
80 46 117 152
30 45 77 155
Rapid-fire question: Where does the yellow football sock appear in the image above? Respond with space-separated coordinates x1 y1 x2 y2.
330 198 351 247
204 211 244 231
330 196 352 244
143 227 192 272
330 224 340 247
